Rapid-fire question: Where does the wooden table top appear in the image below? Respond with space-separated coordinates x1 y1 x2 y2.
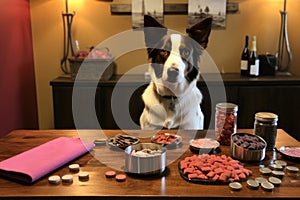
0 129 300 199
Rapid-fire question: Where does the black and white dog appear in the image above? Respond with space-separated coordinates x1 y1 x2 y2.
140 15 212 130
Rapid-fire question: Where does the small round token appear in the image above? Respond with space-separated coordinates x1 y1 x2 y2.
269 164 283 171
247 179 259 190
78 171 90 180
48 175 61 184
259 167 272 175
255 177 267 185
271 170 285 179
62 174 73 183
116 174 126 182
69 164 80 172
229 182 242 191
275 160 287 168
261 181 274 191
268 177 282 186
286 166 299 173
94 139 106 146
105 170 116 178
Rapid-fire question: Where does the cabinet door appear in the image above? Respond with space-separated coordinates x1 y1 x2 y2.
103 84 147 129
237 86 300 140
52 86 74 129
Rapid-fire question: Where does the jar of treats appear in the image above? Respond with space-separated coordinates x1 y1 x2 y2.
215 103 238 145
254 112 278 150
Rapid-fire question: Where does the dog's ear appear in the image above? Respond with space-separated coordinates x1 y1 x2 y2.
144 15 165 29
186 16 212 49
143 15 167 56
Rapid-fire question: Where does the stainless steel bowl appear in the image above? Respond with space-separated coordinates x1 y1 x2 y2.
124 143 167 175
230 133 266 162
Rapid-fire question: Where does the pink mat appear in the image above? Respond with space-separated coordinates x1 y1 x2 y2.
0 137 94 184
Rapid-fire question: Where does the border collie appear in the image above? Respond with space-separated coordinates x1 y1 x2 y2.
140 15 212 130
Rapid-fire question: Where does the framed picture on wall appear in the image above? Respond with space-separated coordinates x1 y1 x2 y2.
132 0 164 29
188 0 227 29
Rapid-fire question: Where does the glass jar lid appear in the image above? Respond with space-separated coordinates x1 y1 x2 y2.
255 112 278 122
216 103 238 112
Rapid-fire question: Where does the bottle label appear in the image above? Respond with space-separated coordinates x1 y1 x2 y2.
250 60 260 76
241 60 248 70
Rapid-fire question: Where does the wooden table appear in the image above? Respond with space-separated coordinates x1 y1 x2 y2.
0 129 300 199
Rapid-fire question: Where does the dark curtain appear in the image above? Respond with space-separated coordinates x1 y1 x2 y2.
0 0 38 137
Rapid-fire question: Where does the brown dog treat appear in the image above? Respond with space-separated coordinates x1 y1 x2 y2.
62 174 73 183
105 170 116 178
69 164 80 173
78 171 90 180
116 174 126 182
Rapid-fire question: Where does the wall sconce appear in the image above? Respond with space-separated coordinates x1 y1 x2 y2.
60 0 75 74
276 0 292 75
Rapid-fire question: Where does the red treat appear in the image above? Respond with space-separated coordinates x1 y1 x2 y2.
105 170 116 178
116 174 126 182
188 173 198 179
207 171 215 178
238 172 246 180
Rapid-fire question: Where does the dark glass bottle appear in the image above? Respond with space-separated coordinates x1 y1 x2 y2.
240 35 249 76
248 36 259 77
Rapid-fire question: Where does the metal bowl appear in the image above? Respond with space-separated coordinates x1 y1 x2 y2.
230 133 266 162
124 143 167 175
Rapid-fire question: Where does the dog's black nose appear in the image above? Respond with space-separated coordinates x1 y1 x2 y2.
167 67 179 82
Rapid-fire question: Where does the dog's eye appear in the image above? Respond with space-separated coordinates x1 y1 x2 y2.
181 48 190 57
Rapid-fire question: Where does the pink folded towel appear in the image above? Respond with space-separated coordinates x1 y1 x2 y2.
0 137 94 184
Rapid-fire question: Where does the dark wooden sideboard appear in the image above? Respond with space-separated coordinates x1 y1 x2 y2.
50 73 300 141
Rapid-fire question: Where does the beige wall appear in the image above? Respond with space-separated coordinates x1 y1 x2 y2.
30 0 300 129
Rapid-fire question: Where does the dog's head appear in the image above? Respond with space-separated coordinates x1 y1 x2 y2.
144 15 212 97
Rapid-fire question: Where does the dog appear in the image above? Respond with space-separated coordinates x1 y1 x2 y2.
139 15 212 130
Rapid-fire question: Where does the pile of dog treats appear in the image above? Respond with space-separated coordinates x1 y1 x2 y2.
232 134 265 150
179 154 252 182
152 133 178 144
109 134 139 149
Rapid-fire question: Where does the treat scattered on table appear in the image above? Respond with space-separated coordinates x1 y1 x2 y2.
116 174 126 182
271 170 285 179
69 163 80 173
286 166 299 173
259 167 272 175
268 176 281 186
94 138 106 146
254 177 267 185
246 179 259 190
179 154 252 183
269 163 283 171
78 171 89 180
229 182 242 191
274 160 287 167
105 170 116 178
62 174 73 183
261 181 274 191
48 175 61 185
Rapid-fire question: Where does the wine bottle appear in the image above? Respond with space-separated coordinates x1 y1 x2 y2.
248 36 259 77
240 35 249 76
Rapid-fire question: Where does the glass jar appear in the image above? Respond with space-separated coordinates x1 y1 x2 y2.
254 112 278 150
215 103 238 145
